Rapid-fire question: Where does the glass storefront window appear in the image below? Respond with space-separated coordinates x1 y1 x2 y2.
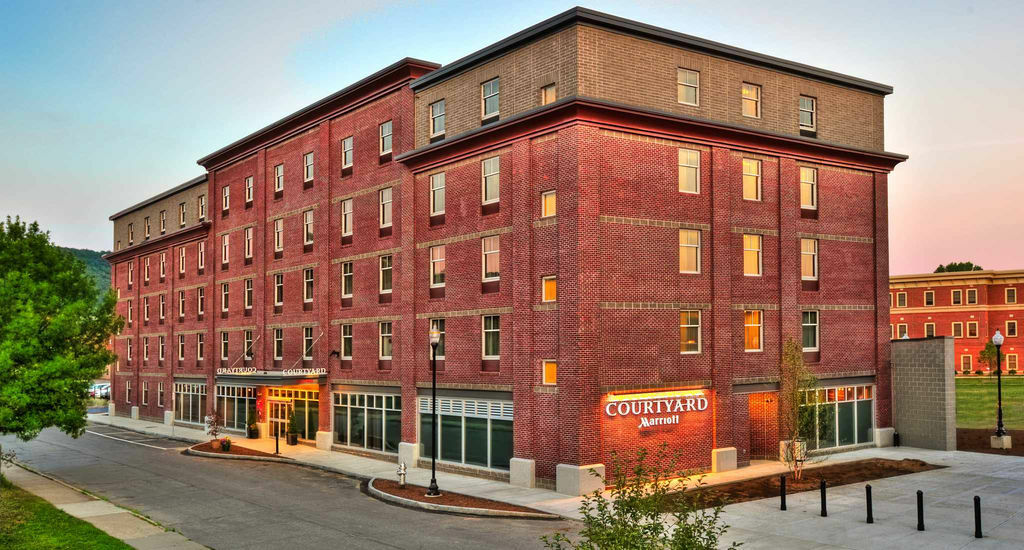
174 383 207 425
801 384 874 450
417 397 514 471
215 385 256 431
332 391 401 453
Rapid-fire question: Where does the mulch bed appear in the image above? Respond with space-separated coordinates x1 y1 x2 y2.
191 441 280 458
957 428 1024 457
371 479 544 513
666 458 941 509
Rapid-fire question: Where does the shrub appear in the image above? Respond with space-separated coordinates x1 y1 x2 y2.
205 411 223 439
1009 370 1018 376
975 370 984 375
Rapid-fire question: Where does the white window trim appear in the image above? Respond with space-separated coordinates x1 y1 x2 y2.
801 238 818 281
678 229 701 274
742 158 762 201
303 152 314 182
303 268 314 303
244 278 253 310
341 324 353 360
961 355 973 371
274 274 284 306
677 68 699 106
967 321 979 339
741 82 761 119
179 247 185 274
1007 320 1018 338
924 322 935 337
967 288 978 305
952 322 964 338
541 190 556 218
744 310 764 352
221 282 229 312
274 164 284 192
430 318 446 360
178 335 185 360
924 290 935 306
1007 287 1018 304
430 173 445 215
951 289 963 305
1007 354 1019 371
197 287 205 315
678 148 700 194
481 77 499 118
481 236 500 282
542 359 557 385
341 199 353 236
680 310 701 354
342 262 353 298
245 176 254 202
379 121 393 155
743 234 763 277
379 188 393 228
800 167 818 210
430 100 445 137
274 219 284 252
379 256 393 294
799 95 816 131
896 292 907 308
481 157 500 205
379 322 393 360
802 311 820 352
429 246 445 288
221 235 229 265
197 333 204 361
541 276 556 303
482 315 500 360
274 329 283 360
244 227 253 259
341 136 354 169
222 185 230 211
221 332 229 360
897 323 908 339
303 210 314 245
303 327 314 360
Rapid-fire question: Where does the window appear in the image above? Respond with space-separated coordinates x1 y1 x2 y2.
221 234 229 265
800 384 875 449
482 236 500 281
178 334 185 360
197 287 205 315
303 327 314 359
379 187 393 227
799 96 816 130
379 255 393 293
482 77 499 118
143 297 150 321
430 318 446 359
924 291 934 306
144 258 150 281
342 136 354 168
221 282 229 312
143 336 149 360
198 195 206 220
742 158 761 201
143 216 150 238
159 253 166 278
159 210 166 233
680 311 700 354
244 227 253 258
951 289 963 305
952 322 964 338
890 324 894 339
482 157 499 204
967 288 978 305
304 152 314 182
540 83 557 105
274 219 284 251
216 385 257 431
126 380 132 403
128 263 133 285
962 355 973 371
541 191 556 217
542 276 557 302
197 241 205 269
925 323 935 338
179 203 186 226
743 234 762 276
342 262 353 298
179 247 185 273
417 395 513 470
802 311 819 351
430 100 445 136
430 246 445 287
274 164 284 192
158 382 164 407
197 333 205 360
244 278 253 309
677 68 699 105
142 381 149 405
741 83 761 118
274 274 284 305
341 199 353 236
379 121 392 155
1009 354 1019 371
303 210 314 244
245 176 253 203
430 173 445 215
801 239 818 280
178 291 185 318
222 185 230 211
174 383 207 425
334 391 402 452
744 310 763 351
1008 321 1018 338
897 292 907 308
678 149 699 194
126 338 133 361
127 300 133 323
304 268 314 302
128 223 134 245
676 229 701 274
800 167 818 209
221 332 229 360
159 335 165 360
379 322 393 359
967 321 979 338
342 325 353 359
542 360 557 385
1007 288 1018 304
159 294 165 319
274 329 283 360
483 315 500 359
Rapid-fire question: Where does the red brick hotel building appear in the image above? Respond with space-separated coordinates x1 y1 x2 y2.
104 8 906 493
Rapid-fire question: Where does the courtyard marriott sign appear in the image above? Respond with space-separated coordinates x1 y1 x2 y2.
604 389 710 430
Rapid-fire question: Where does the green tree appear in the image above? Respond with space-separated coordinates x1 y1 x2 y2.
0 217 122 441
934 261 983 273
779 339 820 479
979 342 1006 371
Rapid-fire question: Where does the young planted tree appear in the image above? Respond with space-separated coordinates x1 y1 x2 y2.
979 342 1006 373
779 339 821 479
0 217 121 443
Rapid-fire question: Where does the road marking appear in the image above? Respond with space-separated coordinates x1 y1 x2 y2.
85 430 175 450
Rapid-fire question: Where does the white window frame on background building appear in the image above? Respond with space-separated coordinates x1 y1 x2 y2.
801 238 819 281
1007 287 1018 304
197 287 205 315
743 234 762 276
430 245 445 288
221 234 229 265
159 210 166 233
274 219 284 251
800 167 818 210
679 310 701 354
342 262 353 298
221 332 229 360
677 68 699 106
158 382 164 407
744 310 763 352
897 292 907 308
274 164 284 192
430 100 445 137
430 318 445 360
951 289 963 305
482 77 499 118
197 333 205 361
379 255 393 294
198 195 206 220
143 336 149 361
303 327 314 360
678 148 699 194
542 275 557 302
952 322 963 338
158 294 165 319
482 236 500 281
679 229 700 274
924 323 935 338
244 330 253 359
341 324 353 359
144 258 150 282
541 190 556 218
222 185 230 211
742 158 762 201
481 157 499 204
244 227 253 258
742 82 761 118
159 252 166 278
178 334 185 360
221 282 229 312
179 202 186 226
159 335 165 360
924 290 934 306
482 315 500 359
430 173 445 215
802 310 820 351
896 324 908 338
967 321 979 338
540 83 557 105
1007 320 1018 338
274 274 284 305
379 187 393 227
341 198 353 236
379 121 393 155
197 242 205 269
125 380 131 403
142 381 149 405
178 291 185 318
967 288 978 304
542 360 557 385
245 176 253 203
962 355 973 371
179 247 185 273
799 95 816 130
304 268 314 302
342 136 354 169
244 278 253 309
126 338 133 361
274 329 283 360
379 322 393 359
303 210 314 244
304 152 314 182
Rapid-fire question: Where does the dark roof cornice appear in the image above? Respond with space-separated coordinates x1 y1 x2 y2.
411 6 893 95
108 174 207 221
103 221 211 263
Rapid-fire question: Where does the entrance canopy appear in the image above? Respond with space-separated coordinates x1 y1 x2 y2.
215 367 327 386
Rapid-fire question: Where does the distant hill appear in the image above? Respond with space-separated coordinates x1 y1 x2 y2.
61 247 111 298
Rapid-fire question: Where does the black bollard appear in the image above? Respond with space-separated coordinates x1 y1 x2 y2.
916 490 924 531
820 480 827 517
866 484 873 524
780 475 787 511
974 496 982 538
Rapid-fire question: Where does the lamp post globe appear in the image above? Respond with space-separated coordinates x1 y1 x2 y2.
426 328 441 497
994 330 1006 437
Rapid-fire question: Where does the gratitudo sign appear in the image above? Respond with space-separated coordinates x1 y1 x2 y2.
604 390 709 429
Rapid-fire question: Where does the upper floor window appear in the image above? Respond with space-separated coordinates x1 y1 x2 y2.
303 152 314 182
197 287 205 315
178 247 185 273
482 236 500 281
952 322 963 338
341 199 353 236
481 157 500 204
1008 288 1018 304
178 202 186 226
379 121 393 155
430 100 445 137
541 83 557 106
222 185 230 211
951 289 962 305
244 227 253 258
274 164 284 192
274 329 283 360
1008 320 1018 338
679 229 700 274
802 311 819 351
342 136 354 169
244 278 253 309
221 282 229 312
159 210 166 233
178 335 186 360
482 315 500 359
924 291 935 306
304 327 314 360
542 360 557 385
742 158 761 201
197 241 205 269
542 276 557 302
159 252 166 277
430 245 445 287
303 268 314 302
341 262 353 298
897 292 907 307
127 262 134 285
379 322 393 359
274 219 284 252
967 321 979 338
481 78 499 119
128 223 134 245
221 235 229 265
677 68 699 106
198 195 207 220
743 234 762 276
680 311 700 353
744 310 763 351
341 324 353 359
303 210 314 245
741 83 761 118
678 149 699 194
541 190 556 218
801 238 818 281
144 217 150 239
274 274 284 305
925 323 935 338
380 255 393 294
244 331 253 359
799 96 816 131
430 173 445 216
379 187 393 228
245 176 253 203
800 167 818 209
221 332 230 360
967 288 978 305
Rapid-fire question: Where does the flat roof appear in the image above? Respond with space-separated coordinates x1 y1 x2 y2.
411 6 894 95
108 174 207 221
890 269 1024 283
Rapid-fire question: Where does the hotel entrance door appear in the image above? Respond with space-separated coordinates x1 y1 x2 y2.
269 400 293 437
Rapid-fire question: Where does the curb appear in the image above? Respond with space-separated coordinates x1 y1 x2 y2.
366 478 560 520
184 446 296 463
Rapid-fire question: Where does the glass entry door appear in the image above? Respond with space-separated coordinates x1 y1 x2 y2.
269 400 292 437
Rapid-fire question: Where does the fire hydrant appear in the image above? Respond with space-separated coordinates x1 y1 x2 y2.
397 462 407 488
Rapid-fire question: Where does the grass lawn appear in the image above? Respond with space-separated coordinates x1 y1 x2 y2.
0 475 131 550
956 376 1024 429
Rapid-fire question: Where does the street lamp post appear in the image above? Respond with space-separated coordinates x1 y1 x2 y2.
426 328 441 497
993 330 1006 437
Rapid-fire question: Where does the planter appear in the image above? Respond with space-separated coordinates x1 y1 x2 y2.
211 439 222 451
247 426 259 439
222 439 232 452
286 433 298 446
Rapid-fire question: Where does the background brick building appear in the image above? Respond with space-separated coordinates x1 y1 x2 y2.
106 7 905 493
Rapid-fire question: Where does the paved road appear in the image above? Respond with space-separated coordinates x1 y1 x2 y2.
1 425 576 549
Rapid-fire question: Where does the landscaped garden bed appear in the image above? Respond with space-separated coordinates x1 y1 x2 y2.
666 458 941 509
957 428 1024 457
190 441 279 458
370 478 546 514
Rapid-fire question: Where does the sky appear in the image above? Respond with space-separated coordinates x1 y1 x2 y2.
1 0 1021 275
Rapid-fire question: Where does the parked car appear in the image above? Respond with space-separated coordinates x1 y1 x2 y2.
91 383 110 399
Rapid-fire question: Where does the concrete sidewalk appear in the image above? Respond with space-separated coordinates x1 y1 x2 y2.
2 462 206 550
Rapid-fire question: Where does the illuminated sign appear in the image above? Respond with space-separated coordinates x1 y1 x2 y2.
217 367 257 375
604 389 709 430
215 367 327 376
282 367 327 376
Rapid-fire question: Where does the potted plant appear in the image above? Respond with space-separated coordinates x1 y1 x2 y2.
246 405 259 439
286 411 300 446
205 411 224 451
221 436 231 452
